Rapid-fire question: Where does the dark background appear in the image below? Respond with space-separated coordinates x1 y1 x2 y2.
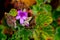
0 0 13 20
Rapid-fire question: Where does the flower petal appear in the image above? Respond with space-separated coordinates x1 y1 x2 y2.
23 21 29 27
23 16 27 20
16 16 20 19
25 22 29 27
20 19 24 24
24 12 28 16
17 10 22 15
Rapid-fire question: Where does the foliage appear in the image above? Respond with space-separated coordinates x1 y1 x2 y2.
0 25 6 40
9 9 17 16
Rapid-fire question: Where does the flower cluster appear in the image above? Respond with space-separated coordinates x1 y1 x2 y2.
5 9 31 28
16 10 29 26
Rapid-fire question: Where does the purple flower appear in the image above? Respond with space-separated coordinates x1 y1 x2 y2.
16 10 29 26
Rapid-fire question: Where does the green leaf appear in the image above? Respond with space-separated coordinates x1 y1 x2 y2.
54 35 60 40
51 21 58 28
56 27 60 37
0 25 6 40
32 5 40 15
9 9 17 16
42 25 54 36
33 31 39 40
46 0 52 3
36 0 44 5
43 4 52 12
36 12 53 27
54 27 60 40
0 33 6 40
52 11 60 20
57 6 60 11
0 25 5 31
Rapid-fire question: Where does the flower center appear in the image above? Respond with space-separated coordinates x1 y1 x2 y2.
20 12 25 17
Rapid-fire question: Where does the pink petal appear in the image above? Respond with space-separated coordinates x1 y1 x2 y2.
20 19 24 24
23 16 27 20
16 16 20 19
17 10 22 15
